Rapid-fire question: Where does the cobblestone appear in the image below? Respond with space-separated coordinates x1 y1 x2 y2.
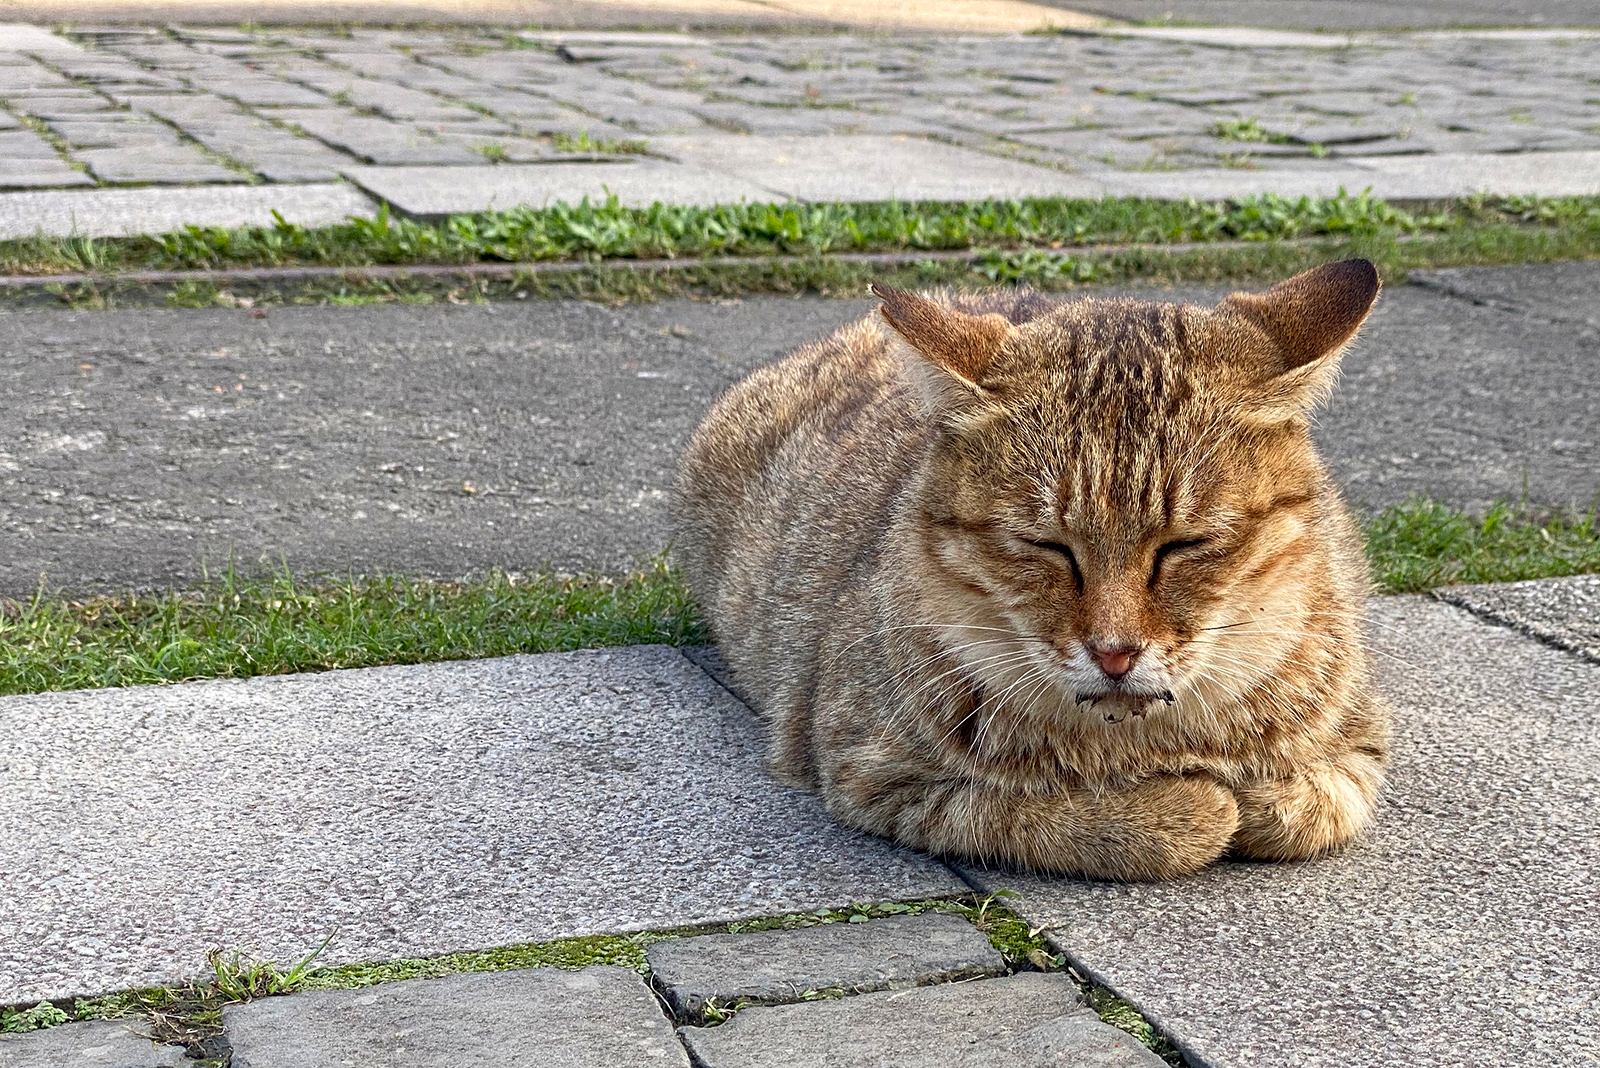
0 23 1592 197
0 1020 185 1068
646 912 1006 1018
223 967 690 1068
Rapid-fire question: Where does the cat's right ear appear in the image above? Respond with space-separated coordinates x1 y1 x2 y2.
870 283 1014 392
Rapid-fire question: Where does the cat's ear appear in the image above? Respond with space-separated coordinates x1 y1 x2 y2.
1217 259 1380 420
870 283 1014 391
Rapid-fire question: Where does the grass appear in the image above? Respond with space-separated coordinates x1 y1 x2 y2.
16 894 1180 1064
0 556 702 697
25 220 1600 312
1365 499 1600 593
3 192 1597 282
0 502 1591 699
550 129 651 155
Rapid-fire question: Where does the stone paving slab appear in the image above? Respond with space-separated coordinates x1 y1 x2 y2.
963 595 1600 1067
343 160 781 215
222 966 689 1068
646 912 1005 1018
0 1020 185 1068
0 183 374 240
1410 261 1600 328
652 135 1104 202
0 645 964 1004
680 971 1166 1068
2 23 1598 214
1344 149 1600 197
1437 574 1600 664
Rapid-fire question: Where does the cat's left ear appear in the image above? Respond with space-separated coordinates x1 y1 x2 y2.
870 283 1015 391
1217 259 1381 420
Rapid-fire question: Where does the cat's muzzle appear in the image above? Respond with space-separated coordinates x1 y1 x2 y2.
1076 689 1177 723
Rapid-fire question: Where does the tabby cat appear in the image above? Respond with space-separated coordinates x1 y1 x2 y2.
674 260 1390 880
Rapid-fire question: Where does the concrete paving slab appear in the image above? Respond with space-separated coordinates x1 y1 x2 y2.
343 160 783 217
1097 166 1382 200
0 23 85 54
1048 0 1600 30
1312 280 1600 513
0 274 1592 595
1081 26 1359 47
963 596 1600 1067
652 135 1106 202
0 182 375 240
645 912 1005 1018
1409 260 1600 328
680 971 1165 1068
222 966 689 1068
0 295 872 595
0 1020 185 1068
1437 574 1600 664
0 645 964 1004
1343 149 1600 197
0 160 95 189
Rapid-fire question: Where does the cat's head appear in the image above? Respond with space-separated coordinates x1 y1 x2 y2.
872 260 1380 723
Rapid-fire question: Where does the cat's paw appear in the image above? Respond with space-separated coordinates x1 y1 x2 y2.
1230 758 1381 861
1083 774 1239 881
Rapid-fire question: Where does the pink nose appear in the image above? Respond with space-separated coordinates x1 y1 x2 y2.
1089 643 1141 680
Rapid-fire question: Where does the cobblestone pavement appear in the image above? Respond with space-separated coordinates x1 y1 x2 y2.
1 23 1599 192
0 913 1166 1067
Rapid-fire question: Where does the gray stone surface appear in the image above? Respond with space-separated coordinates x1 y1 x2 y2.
1410 260 1600 328
681 971 1164 1068
0 1020 185 1068
646 912 1006 1017
222 966 689 1068
0 183 374 240
653 135 1104 202
965 596 1600 1067
1311 274 1600 513
343 160 781 216
0 294 863 595
1348 149 1600 197
1437 574 1600 664
1043 0 1600 30
0 645 964 1004
2 269 1594 596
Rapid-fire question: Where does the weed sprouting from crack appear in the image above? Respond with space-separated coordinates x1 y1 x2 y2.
207 934 333 1001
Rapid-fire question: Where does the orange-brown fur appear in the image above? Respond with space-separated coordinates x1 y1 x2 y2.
674 262 1391 880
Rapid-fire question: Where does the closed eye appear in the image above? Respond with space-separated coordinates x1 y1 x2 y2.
1151 537 1209 585
1023 538 1083 592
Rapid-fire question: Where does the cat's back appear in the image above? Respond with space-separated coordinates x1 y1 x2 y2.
673 313 908 634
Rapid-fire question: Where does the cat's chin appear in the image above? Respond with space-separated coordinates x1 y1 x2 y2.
1077 691 1175 724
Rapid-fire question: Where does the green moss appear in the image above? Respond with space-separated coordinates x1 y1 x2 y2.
301 933 651 989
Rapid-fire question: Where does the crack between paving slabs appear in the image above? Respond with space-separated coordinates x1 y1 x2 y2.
1427 588 1600 667
1406 273 1600 331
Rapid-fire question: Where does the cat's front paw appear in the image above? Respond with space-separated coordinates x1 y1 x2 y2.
1080 774 1239 880
1230 757 1382 861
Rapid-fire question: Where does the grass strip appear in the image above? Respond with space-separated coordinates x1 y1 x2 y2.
15 221 1600 311
0 501 1593 699
0 556 702 697
1365 498 1600 592
2 191 1596 279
